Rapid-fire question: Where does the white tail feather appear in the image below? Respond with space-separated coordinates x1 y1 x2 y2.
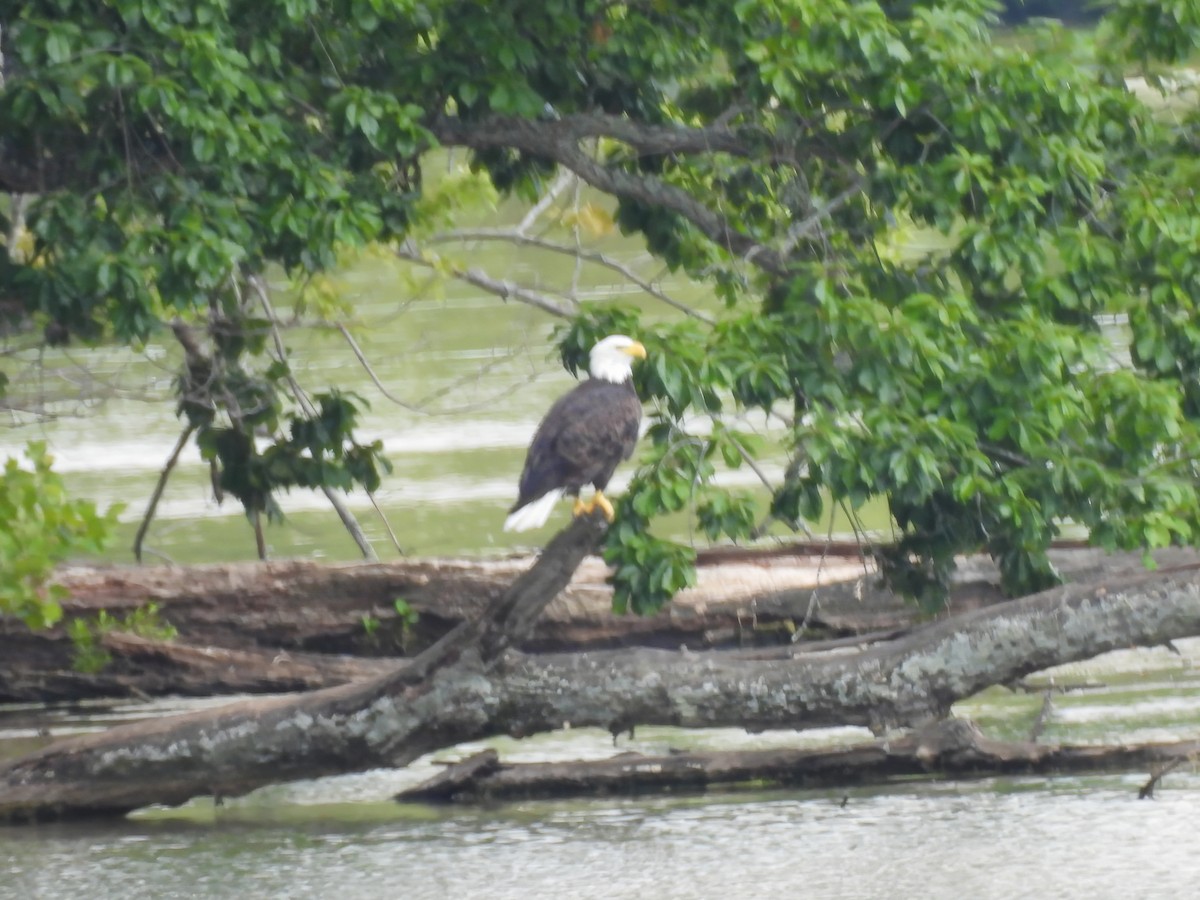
503 489 565 532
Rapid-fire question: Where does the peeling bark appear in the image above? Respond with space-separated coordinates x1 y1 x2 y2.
2 533 1200 822
396 720 1200 804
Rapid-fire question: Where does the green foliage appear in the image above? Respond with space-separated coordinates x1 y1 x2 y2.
393 597 419 629
66 617 111 675
0 443 122 629
194 382 391 521
67 602 178 674
169 289 390 525
360 613 380 638
361 598 419 650
570 1 1200 614
9 0 1200 615
605 501 697 616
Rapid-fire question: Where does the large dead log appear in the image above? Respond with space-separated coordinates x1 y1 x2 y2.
396 719 1200 803
7 544 1195 703
2 523 1199 823
0 514 609 821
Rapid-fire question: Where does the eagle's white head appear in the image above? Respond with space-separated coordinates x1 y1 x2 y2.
589 334 647 383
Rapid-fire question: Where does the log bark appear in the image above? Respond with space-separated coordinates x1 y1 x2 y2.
396 719 1200 804
7 544 1193 702
2 528 1200 822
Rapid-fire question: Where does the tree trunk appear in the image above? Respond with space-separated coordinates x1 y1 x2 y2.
2 512 1199 822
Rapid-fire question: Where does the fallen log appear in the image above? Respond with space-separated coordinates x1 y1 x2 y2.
0 632 405 703
0 548 873 702
3 520 1200 822
396 719 1200 804
5 545 1196 702
0 514 609 821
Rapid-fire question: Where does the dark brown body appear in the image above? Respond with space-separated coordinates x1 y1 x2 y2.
510 377 642 512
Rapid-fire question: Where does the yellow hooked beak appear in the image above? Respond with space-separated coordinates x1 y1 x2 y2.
622 341 647 360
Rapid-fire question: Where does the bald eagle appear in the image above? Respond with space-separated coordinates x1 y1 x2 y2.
503 334 647 531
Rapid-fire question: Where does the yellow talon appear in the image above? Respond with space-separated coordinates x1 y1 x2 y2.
593 491 615 523
573 496 592 517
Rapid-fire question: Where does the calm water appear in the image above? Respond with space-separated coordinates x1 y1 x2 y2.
4 782 1200 900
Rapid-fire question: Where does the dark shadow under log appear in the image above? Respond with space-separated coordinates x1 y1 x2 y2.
397 719 1200 804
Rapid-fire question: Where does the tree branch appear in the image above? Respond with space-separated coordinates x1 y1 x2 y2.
247 274 378 561
425 228 715 323
430 113 755 161
0 513 609 821
394 244 578 318
133 423 196 563
428 115 788 277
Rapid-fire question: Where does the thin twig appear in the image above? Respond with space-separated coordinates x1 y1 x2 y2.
336 324 425 412
248 274 378 561
517 168 576 234
425 228 715 323
569 167 584 302
338 322 540 416
778 179 864 257
252 508 267 560
794 506 839 640
1028 689 1054 743
133 423 196 563
368 491 404 555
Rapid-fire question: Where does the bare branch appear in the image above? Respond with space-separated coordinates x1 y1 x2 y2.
517 168 576 234
556 141 787 276
428 114 787 277
778 178 865 256
394 244 577 318
430 112 756 160
133 423 196 564
425 228 715 323
367 491 404 556
336 323 425 412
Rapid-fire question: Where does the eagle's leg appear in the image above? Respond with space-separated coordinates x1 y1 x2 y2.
592 490 616 522
572 496 591 517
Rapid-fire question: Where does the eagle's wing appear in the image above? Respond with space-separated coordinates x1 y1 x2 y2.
514 381 640 507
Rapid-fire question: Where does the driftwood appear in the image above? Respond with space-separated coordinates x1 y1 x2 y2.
396 719 1200 804
6 542 1195 702
3 510 1200 822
